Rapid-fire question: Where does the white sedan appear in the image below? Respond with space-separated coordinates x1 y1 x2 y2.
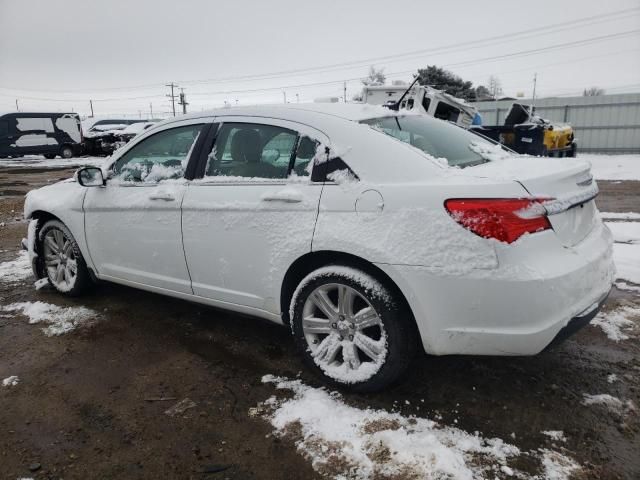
23 104 614 391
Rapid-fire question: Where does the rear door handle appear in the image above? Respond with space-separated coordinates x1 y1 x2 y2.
261 189 303 203
149 192 175 201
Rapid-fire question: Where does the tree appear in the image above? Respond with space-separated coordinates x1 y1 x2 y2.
475 85 492 100
416 65 476 101
583 87 605 96
362 66 386 86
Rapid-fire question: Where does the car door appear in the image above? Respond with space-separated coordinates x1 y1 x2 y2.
181 117 327 314
83 119 210 294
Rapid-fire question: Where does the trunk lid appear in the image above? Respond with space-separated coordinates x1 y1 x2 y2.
464 156 598 246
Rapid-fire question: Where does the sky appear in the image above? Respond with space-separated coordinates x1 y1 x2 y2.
0 0 639 118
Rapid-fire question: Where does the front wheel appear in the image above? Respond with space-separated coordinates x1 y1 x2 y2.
290 266 417 392
39 220 92 296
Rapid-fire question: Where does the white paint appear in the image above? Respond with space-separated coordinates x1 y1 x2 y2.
55 115 82 142
2 375 19 387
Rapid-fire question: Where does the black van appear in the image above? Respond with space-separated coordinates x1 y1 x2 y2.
0 112 83 159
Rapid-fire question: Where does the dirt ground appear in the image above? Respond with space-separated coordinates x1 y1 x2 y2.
0 164 639 480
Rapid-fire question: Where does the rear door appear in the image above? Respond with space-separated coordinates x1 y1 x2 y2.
181 117 327 314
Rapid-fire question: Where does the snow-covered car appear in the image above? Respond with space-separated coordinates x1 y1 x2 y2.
83 119 152 156
22 104 615 391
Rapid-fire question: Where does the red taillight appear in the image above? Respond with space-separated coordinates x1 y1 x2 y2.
444 198 552 244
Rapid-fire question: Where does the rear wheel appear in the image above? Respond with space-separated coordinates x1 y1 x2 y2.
290 266 416 392
60 145 74 159
39 220 91 296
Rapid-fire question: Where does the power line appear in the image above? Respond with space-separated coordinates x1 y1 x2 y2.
1 6 638 95
2 29 639 106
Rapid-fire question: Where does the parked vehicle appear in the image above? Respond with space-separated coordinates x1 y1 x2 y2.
0 112 82 159
470 103 577 157
362 83 479 128
83 119 152 156
22 104 614 391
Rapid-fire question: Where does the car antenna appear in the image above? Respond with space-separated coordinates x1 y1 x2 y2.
385 75 420 111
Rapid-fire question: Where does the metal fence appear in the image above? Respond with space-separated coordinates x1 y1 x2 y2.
472 93 640 154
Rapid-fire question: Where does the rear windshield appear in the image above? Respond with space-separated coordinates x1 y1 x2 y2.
361 115 493 168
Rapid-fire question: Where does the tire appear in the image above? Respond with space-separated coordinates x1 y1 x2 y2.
290 265 417 392
44 154 56 159
38 220 92 296
60 145 74 159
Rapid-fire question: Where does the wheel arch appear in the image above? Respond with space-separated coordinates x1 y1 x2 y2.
280 250 423 351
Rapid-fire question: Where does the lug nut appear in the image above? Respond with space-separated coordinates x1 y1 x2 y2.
339 314 345 321
349 335 354 341
331 322 337 329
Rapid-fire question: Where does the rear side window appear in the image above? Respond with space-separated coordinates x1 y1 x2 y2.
361 115 491 168
205 123 320 181
434 102 460 123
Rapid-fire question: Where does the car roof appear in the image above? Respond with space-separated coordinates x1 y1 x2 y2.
161 102 399 126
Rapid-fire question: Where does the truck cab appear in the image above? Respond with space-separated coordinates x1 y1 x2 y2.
361 84 478 128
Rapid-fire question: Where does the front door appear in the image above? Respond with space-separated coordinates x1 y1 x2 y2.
83 121 207 294
182 118 326 314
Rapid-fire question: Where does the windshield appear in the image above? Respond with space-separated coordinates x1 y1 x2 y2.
361 115 495 168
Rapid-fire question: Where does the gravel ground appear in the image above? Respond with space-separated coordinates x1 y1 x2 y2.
0 163 638 480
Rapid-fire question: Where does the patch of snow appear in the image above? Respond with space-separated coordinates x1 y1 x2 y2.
601 212 640 221
469 141 513 163
607 373 618 384
612 243 640 285
27 219 38 265
582 154 640 181
2 375 19 387
615 281 640 292
259 375 580 480
260 375 520 479
540 449 581 480
0 155 105 169
1 301 98 336
34 277 49 290
582 393 636 416
0 251 32 283
591 306 638 341
606 221 640 244
541 430 566 442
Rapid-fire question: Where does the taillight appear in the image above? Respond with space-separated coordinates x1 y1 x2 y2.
444 198 552 244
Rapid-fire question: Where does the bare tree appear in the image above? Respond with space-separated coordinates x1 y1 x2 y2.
583 87 605 96
362 66 386 86
488 75 503 99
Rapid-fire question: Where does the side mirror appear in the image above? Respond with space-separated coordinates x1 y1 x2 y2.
76 166 105 187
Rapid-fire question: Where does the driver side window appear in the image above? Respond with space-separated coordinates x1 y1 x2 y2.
113 124 203 183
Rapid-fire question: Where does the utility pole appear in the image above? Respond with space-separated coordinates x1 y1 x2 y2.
343 81 347 103
531 73 537 117
166 82 178 117
15 99 19 112
89 99 94 117
296 93 299 103
178 88 188 114
150 102 153 118
283 91 287 104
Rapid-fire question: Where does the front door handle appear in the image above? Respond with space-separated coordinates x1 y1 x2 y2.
149 192 175 201
261 188 303 203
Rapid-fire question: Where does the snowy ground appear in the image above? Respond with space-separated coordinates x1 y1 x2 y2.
0 155 105 169
581 153 640 181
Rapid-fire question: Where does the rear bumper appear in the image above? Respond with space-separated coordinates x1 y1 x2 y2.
376 221 615 356
544 288 609 350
